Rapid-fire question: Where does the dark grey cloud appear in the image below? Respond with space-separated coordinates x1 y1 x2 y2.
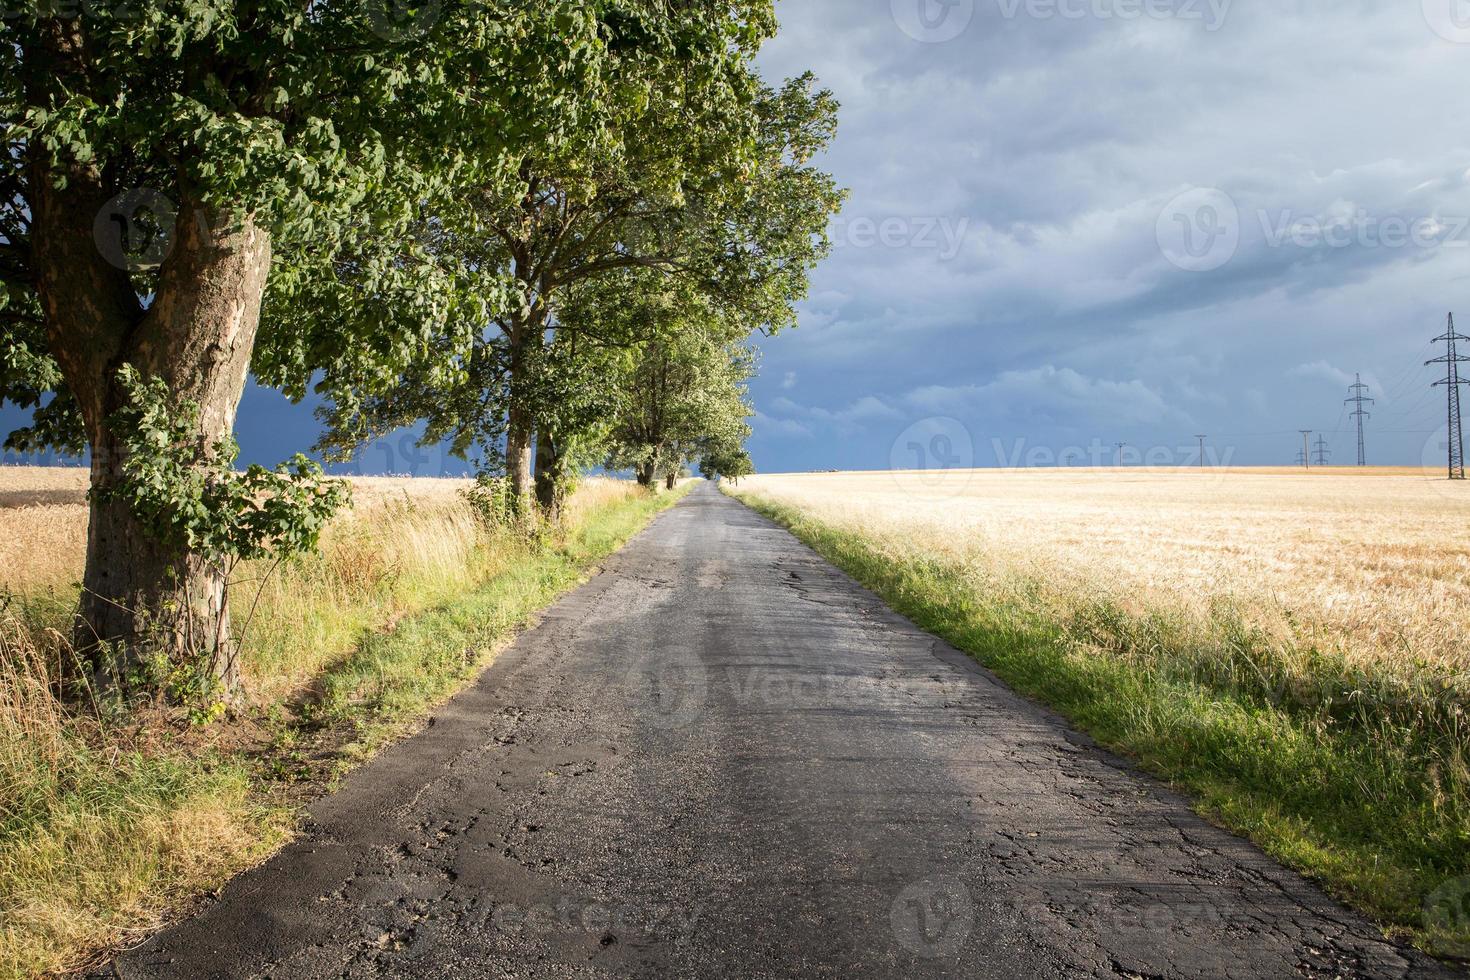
751 0 1470 472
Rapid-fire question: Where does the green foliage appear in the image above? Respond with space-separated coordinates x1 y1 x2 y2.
106 365 349 567
566 274 757 484
699 446 754 483
310 25 843 500
459 474 520 530
0 0 650 450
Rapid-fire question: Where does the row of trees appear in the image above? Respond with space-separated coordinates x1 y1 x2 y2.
0 1 842 696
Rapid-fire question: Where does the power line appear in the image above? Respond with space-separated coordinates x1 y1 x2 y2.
1312 433 1332 467
1427 313 1470 481
1345 373 1374 467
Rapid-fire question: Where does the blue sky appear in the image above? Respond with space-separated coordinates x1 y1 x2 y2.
7 0 1470 475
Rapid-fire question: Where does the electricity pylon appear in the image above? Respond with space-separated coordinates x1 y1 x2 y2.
1428 314 1470 480
1345 374 1373 467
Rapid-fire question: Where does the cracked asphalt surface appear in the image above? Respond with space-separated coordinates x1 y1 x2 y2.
105 483 1458 979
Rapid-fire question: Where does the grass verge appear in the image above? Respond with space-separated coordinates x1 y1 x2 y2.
729 488 1470 961
0 481 688 978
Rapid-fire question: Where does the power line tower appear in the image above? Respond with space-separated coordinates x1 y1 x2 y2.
1345 373 1374 467
1313 434 1332 467
1299 430 1313 470
1427 313 1470 481
1195 435 1207 467
1295 448 1308 467
1115 442 1127 467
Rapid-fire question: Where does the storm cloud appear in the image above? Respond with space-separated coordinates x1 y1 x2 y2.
748 0 1470 472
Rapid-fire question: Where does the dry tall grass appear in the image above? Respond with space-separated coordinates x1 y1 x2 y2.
0 468 652 977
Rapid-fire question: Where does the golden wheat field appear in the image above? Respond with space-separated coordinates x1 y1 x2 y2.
0 467 480 592
739 467 1470 676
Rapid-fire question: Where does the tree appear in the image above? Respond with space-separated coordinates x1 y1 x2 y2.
314 59 843 520
699 446 754 484
565 275 756 489
0 1 613 689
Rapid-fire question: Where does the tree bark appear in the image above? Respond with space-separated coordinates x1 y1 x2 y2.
636 462 656 487
665 472 677 491
33 174 271 688
503 313 539 522
534 428 562 522
506 399 535 522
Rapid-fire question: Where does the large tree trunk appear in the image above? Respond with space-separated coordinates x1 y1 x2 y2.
79 438 235 688
33 173 271 688
636 462 656 487
503 314 538 522
665 472 677 491
24 18 271 694
533 428 563 523
506 400 534 522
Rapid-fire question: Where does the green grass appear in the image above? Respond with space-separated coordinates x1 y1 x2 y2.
0 483 687 978
730 489 1470 961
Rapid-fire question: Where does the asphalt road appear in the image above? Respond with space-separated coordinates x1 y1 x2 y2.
106 483 1457 979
